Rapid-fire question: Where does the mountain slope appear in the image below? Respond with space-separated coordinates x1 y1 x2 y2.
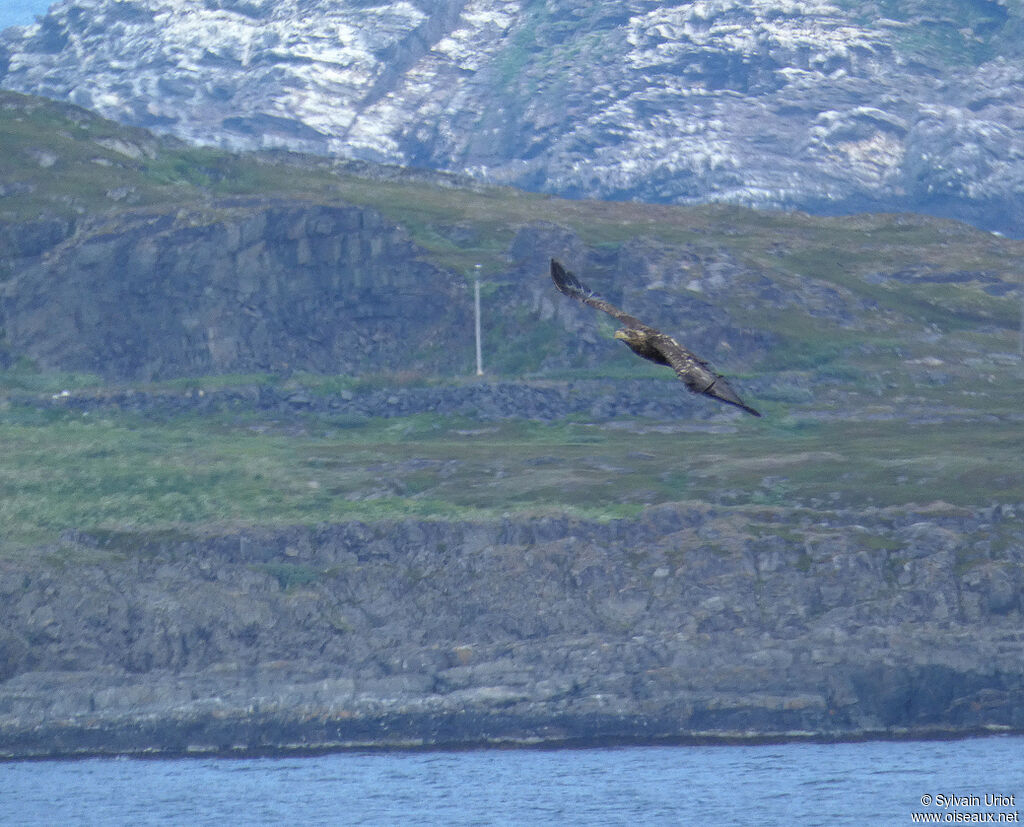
4 1 1024 231
2 87 1022 390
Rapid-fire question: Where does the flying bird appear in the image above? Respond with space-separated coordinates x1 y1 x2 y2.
550 259 761 417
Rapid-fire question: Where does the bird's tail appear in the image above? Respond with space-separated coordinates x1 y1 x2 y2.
550 259 595 300
704 378 762 417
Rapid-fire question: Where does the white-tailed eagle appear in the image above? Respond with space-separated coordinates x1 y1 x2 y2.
551 259 761 417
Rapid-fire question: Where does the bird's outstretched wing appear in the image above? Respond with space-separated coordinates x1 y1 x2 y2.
550 258 762 417
655 333 762 417
550 259 649 330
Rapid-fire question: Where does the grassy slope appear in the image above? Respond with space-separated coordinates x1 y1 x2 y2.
1 90 1023 551
1 400 1021 553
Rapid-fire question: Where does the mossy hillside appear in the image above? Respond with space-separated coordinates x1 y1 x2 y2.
2 91 1023 552
1 375 1021 554
4 91 1020 316
3 97 1020 357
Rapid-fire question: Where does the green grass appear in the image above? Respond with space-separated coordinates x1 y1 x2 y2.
1 383 1021 553
0 365 105 393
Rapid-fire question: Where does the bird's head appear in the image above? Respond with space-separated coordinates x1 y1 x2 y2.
614 328 645 346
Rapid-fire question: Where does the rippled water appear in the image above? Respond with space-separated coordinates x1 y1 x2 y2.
3 736 1022 825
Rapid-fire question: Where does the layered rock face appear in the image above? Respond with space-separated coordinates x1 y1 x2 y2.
0 207 783 384
1 202 473 380
1 504 1022 756
4 1 1024 230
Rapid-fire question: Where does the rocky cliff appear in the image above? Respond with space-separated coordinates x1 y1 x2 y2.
1 501 1022 757
4 0 1024 232
2 201 474 380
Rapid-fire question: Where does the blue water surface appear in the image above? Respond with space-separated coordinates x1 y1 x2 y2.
2 736 1022 825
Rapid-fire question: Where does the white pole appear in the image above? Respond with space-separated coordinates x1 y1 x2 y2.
1019 293 1024 359
474 274 484 376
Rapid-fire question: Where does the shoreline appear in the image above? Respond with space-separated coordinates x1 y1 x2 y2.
3 510 1022 764
3 717 1021 762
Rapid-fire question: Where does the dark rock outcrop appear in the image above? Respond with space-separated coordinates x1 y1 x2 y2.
1 503 1022 757
30 378 729 422
0 208 792 385
0 201 473 380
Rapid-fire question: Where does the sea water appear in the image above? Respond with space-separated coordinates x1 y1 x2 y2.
2 736 1022 826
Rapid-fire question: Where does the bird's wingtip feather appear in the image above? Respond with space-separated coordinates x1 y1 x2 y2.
550 259 583 297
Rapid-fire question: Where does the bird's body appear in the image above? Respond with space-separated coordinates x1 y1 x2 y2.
613 328 670 365
550 259 761 417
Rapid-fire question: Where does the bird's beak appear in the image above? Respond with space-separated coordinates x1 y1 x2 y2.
613 330 627 340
